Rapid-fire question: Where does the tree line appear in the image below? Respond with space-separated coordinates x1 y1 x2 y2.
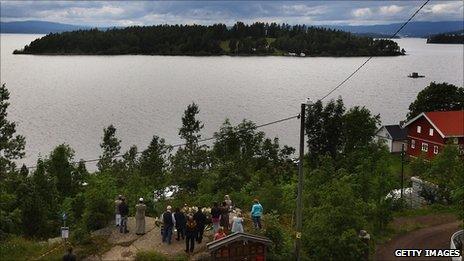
14 22 404 57
0 81 462 260
427 30 464 44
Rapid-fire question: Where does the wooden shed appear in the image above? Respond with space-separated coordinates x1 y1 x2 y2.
206 232 273 260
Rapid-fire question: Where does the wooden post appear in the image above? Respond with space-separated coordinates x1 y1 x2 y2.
295 103 305 260
401 143 405 201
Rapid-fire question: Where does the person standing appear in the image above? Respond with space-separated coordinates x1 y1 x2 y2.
224 195 233 211
119 197 129 233
220 202 229 232
115 195 123 227
174 207 186 241
135 198 146 235
211 202 221 233
193 207 206 243
185 215 197 253
230 212 244 233
251 199 263 229
162 205 175 244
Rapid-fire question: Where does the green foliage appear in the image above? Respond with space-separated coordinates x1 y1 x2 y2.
407 82 464 120
427 31 464 44
97 124 121 172
0 83 26 175
0 235 65 260
80 174 117 231
135 250 187 261
15 22 403 57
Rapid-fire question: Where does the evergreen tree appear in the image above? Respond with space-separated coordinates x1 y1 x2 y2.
0 83 26 177
97 124 121 172
139 135 171 189
171 103 208 191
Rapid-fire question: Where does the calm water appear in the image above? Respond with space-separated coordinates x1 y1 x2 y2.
1 34 463 169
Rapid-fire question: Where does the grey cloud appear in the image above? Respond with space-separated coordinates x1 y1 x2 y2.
0 1 462 26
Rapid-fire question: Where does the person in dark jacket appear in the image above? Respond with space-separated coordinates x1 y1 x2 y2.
162 205 175 244
193 207 206 243
118 197 129 233
211 202 221 233
62 247 76 261
220 201 229 232
185 215 197 253
174 207 186 241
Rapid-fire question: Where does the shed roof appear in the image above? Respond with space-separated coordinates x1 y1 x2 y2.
383 125 408 141
206 232 273 252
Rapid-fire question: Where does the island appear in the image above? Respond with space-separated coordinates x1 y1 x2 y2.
427 30 464 44
13 22 405 56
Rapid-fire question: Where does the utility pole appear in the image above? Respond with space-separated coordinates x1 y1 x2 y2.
295 103 305 261
400 143 405 201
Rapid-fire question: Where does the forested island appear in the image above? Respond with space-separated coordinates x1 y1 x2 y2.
427 30 464 44
13 22 405 56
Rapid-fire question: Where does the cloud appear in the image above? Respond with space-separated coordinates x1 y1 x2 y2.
379 5 404 15
0 1 462 27
352 8 372 18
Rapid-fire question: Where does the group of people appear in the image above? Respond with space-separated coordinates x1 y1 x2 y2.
161 204 207 253
113 194 264 254
114 195 147 235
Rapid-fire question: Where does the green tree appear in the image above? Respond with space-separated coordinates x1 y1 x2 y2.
97 124 121 172
0 83 26 177
139 135 172 189
47 144 76 198
343 106 380 153
305 98 345 160
171 103 208 191
407 82 464 120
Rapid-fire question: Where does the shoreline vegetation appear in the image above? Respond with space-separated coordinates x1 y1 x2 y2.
426 30 464 44
13 22 405 57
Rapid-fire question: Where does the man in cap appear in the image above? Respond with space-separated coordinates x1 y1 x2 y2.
162 205 175 244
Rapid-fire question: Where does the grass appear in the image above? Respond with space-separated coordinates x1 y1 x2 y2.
135 250 187 261
393 204 455 218
0 236 66 260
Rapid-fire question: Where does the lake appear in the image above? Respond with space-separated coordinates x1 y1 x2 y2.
1 34 463 169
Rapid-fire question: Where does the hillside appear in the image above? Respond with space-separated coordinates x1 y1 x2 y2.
0 20 89 34
329 21 464 38
13 22 404 57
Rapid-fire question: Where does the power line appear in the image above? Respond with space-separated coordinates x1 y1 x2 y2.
318 0 430 101
23 0 428 170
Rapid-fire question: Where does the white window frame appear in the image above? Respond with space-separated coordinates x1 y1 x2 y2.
411 139 415 149
422 142 428 152
429 128 434 136
417 126 421 133
433 145 439 154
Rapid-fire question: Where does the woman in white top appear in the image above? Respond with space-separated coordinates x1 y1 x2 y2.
230 213 244 233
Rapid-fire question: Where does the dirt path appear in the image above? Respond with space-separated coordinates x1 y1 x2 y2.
84 217 211 261
375 220 461 261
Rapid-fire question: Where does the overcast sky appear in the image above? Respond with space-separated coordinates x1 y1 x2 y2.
1 1 462 27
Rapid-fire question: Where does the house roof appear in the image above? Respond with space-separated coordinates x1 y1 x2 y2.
206 232 273 252
403 110 464 138
382 125 408 141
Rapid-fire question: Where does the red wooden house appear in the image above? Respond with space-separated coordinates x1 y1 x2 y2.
403 110 464 159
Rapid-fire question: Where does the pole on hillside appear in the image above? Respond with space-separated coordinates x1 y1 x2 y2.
295 103 305 261
401 143 405 201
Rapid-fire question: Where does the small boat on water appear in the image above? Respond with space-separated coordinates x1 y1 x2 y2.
408 72 425 78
